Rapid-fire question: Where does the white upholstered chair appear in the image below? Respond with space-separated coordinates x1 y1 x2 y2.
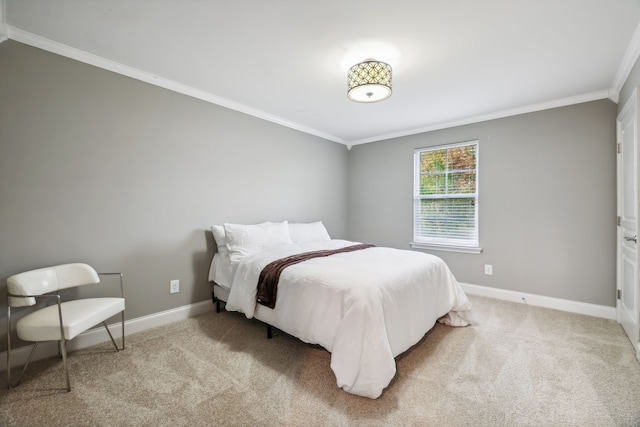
6 263 125 391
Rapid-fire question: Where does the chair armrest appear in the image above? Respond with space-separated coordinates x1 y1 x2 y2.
97 272 125 299
7 292 60 300
7 292 61 308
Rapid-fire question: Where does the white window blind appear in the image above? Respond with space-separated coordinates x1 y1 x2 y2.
413 141 479 249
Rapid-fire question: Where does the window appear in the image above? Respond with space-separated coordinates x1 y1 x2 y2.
412 141 480 254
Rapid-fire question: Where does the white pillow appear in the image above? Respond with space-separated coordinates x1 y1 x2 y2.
224 221 292 262
288 221 331 243
211 225 229 256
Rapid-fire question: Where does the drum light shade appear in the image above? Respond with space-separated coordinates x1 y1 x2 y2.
347 60 392 103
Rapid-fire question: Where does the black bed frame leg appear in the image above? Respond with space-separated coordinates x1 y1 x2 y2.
212 292 221 313
212 290 270 337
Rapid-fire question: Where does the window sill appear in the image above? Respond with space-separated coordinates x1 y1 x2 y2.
410 242 483 254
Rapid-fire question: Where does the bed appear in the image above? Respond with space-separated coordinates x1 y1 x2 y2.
208 221 472 399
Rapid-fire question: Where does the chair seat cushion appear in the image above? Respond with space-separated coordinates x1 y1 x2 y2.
16 298 125 342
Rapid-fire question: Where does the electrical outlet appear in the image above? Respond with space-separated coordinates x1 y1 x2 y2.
170 279 180 294
484 264 493 275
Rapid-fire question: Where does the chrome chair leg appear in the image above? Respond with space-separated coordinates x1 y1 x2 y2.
7 306 11 389
102 322 120 352
60 340 70 391
15 342 39 387
121 311 125 350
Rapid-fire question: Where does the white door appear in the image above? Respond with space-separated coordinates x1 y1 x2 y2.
617 87 640 361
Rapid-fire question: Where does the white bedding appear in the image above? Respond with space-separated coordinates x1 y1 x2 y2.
208 251 235 288
220 239 472 399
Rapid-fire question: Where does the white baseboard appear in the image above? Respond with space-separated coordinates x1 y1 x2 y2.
460 282 617 320
1 299 216 372
1 286 619 374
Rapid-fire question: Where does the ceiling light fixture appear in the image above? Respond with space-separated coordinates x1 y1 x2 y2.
347 59 392 103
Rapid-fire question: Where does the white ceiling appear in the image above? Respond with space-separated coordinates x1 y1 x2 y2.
2 0 640 146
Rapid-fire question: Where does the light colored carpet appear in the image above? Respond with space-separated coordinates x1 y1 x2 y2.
1 295 640 426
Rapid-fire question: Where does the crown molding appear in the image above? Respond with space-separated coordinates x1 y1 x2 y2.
4 26 625 148
609 20 640 103
6 27 347 146
349 90 611 146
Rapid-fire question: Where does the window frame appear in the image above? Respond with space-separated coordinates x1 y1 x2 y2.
410 140 482 254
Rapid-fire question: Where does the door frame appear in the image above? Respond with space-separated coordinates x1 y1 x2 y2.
616 86 640 362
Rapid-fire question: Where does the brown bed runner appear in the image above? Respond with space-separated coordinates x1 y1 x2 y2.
256 243 375 309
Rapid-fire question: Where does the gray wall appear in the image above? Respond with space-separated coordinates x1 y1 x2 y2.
348 100 617 307
0 38 623 354
0 41 348 350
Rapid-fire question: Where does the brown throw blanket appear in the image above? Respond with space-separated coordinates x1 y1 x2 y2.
256 243 375 309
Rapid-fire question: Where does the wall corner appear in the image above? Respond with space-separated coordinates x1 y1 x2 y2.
0 0 7 44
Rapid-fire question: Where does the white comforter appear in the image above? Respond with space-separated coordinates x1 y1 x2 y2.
224 240 472 398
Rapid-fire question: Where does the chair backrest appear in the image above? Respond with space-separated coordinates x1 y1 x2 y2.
7 263 100 307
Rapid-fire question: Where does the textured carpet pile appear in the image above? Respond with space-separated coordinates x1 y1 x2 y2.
1 295 640 426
